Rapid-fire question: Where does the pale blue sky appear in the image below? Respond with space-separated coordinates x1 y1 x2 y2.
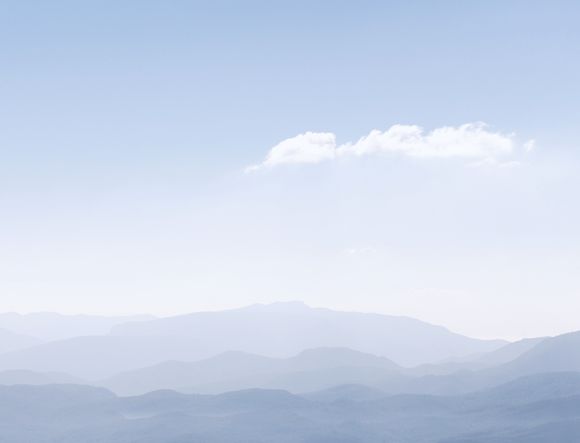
1 1 579 339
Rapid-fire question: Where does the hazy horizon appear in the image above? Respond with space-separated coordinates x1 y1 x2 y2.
0 300 575 342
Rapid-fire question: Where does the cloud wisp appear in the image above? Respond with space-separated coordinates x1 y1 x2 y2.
246 123 531 172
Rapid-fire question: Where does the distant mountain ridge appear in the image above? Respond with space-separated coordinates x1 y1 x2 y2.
0 335 209 379
110 301 507 366
102 327 580 396
495 331 580 376
391 332 580 396
0 328 41 354
1 303 579 400
99 331 580 397
0 302 512 380
101 347 402 395
0 312 155 341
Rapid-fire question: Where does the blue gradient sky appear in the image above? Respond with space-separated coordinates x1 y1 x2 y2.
1 1 579 339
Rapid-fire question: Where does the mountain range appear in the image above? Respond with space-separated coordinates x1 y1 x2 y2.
110 301 506 366
0 302 579 442
101 347 404 395
0 302 508 379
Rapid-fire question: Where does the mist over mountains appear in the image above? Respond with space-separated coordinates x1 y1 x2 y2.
0 302 579 442
110 301 506 366
0 328 41 354
0 302 504 378
0 313 155 342
101 347 404 396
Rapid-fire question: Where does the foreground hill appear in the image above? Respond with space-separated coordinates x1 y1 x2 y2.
110 302 506 366
2 372 580 443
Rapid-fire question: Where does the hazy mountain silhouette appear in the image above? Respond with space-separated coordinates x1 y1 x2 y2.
493 331 580 376
2 305 577 399
101 347 402 395
468 372 580 406
0 335 210 379
472 336 547 367
0 327 41 354
100 331 580 397
110 302 506 366
0 312 155 341
391 333 580 396
409 337 547 376
1 305 579 408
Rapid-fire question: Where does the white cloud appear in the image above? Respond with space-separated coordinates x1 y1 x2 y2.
246 122 531 171
245 132 336 172
338 123 514 159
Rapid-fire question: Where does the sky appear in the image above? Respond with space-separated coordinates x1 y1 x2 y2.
1 0 579 340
